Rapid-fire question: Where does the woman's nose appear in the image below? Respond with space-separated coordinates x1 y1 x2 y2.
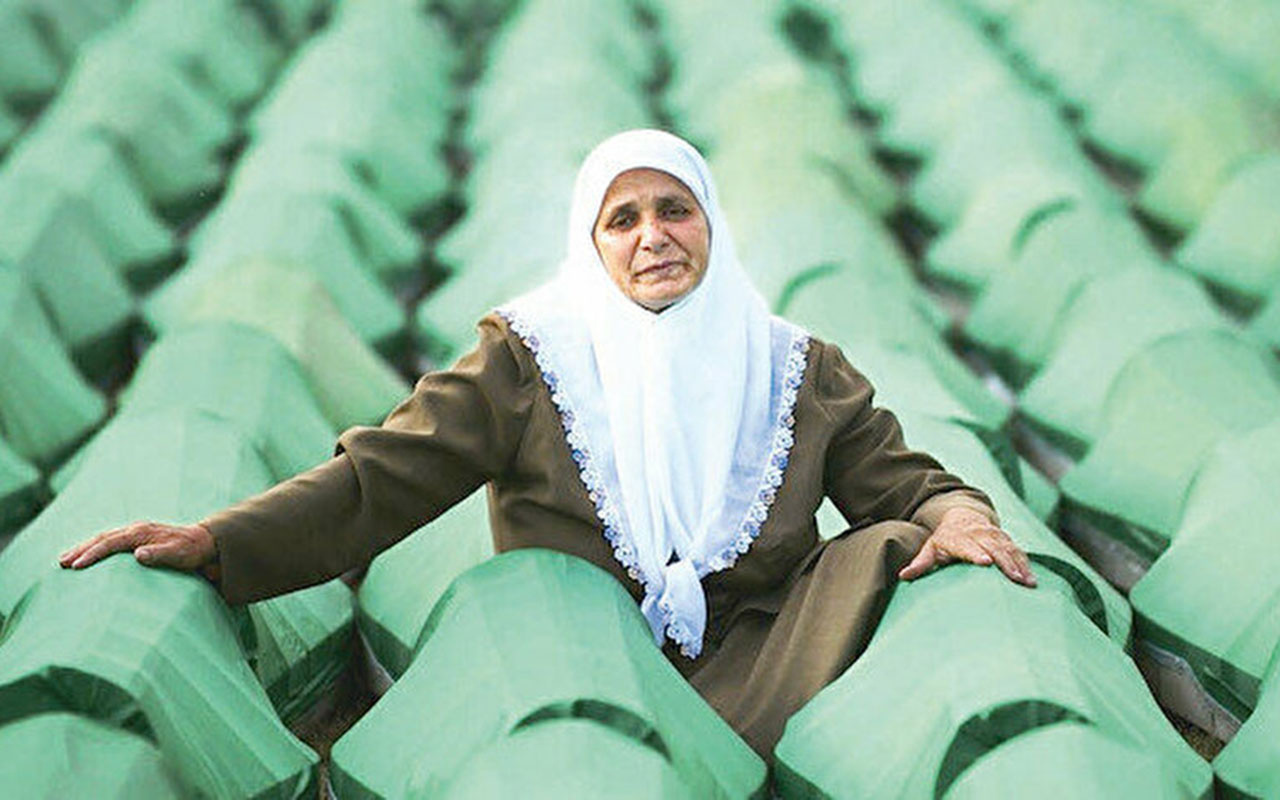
639 217 670 250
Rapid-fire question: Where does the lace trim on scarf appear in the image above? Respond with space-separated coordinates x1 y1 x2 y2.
497 308 811 657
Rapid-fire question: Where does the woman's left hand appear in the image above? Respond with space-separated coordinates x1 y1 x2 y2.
898 506 1036 587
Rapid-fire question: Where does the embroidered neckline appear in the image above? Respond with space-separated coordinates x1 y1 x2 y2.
497 308 810 658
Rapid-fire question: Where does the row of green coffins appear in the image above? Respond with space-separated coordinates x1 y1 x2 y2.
0 321 370 796
344 538 1193 798
147 0 454 352
812 0 1280 337
0 0 328 379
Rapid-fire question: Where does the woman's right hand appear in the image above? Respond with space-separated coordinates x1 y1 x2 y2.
59 521 218 575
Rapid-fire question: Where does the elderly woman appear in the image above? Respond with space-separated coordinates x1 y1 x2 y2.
61 129 1034 756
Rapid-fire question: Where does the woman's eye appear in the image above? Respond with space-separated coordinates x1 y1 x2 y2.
662 205 690 219
609 212 636 229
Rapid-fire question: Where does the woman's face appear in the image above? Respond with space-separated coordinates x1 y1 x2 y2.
592 168 710 312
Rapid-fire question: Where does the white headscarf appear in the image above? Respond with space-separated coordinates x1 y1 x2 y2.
498 129 809 657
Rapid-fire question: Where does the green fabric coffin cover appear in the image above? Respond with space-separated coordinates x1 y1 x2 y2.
781 267 1008 431
1183 0 1280 103
830 340 1010 433
656 0 795 119
1017 267 1230 456
0 405 354 724
1059 330 1280 556
40 30 235 206
0 133 175 284
160 258 410 429
148 192 407 347
441 720 696 800
1130 499 1280 719
909 87 1100 226
1134 94 1270 233
0 4 63 103
923 166 1090 293
0 408 273 621
1129 420 1280 715
0 560 317 799
1003 1 1144 106
419 157 574 360
1215 649 1280 800
773 567 1211 800
892 410 1131 646
876 47 1015 161
468 63 650 159
482 0 649 95
357 489 493 678
0 180 135 366
248 0 453 216
1082 31 1260 170
118 0 282 109
112 322 335 483
218 142 425 284
1177 153 1280 306
0 435 40 535
331 550 767 800
0 713 183 800
963 204 1162 379
719 169 911 309
0 264 107 466
942 722 1190 799
843 1 987 117
249 579 354 725
695 61 897 217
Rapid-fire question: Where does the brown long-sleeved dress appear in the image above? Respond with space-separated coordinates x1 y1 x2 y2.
204 313 996 756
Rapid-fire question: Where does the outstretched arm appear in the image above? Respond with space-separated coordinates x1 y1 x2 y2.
58 315 533 603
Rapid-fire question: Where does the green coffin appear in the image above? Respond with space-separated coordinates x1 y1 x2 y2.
0 561 318 799
149 192 407 348
962 204 1164 380
158 258 410 429
331 549 767 800
0 713 183 799
249 579 355 725
910 88 1100 226
39 31 235 207
942 722 1190 799
1215 648 1280 800
0 403 356 726
0 133 175 285
1017 266 1230 456
0 408 273 620
1176 153 1280 308
440 720 697 800
112 322 335 483
117 0 282 110
923 166 1089 293
358 488 493 678
1059 330 1280 554
0 264 107 467
773 567 1211 799
783 269 1008 430
893 410 1131 646
0 180 135 368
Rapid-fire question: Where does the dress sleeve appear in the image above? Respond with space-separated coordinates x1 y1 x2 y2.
203 315 534 604
815 340 999 532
